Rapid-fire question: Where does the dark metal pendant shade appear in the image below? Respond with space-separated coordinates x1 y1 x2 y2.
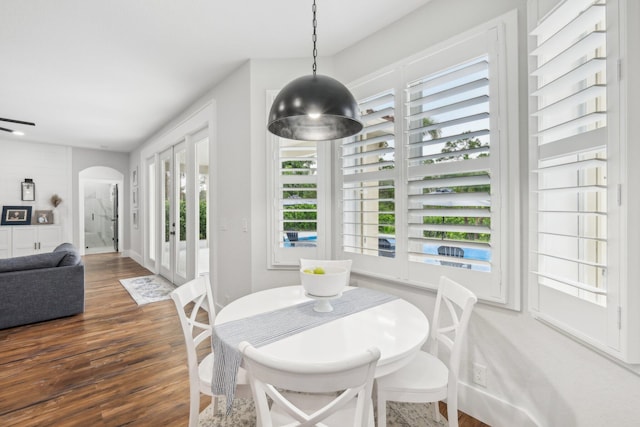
268 74 363 141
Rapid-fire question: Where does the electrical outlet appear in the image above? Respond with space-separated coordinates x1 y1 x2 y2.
472 362 487 387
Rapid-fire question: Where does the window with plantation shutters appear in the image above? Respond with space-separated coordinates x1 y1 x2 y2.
527 0 638 362
406 56 493 274
267 92 330 267
337 13 518 304
400 22 512 302
342 88 396 260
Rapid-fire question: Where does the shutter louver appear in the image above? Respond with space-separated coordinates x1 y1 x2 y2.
531 0 607 305
342 90 396 258
406 56 493 271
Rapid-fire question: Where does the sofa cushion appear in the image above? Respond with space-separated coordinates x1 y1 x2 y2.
54 243 82 267
0 252 66 273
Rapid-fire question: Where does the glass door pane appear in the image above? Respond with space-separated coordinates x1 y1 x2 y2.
146 157 156 264
112 184 119 252
175 143 187 280
160 148 173 277
196 137 209 275
84 181 117 254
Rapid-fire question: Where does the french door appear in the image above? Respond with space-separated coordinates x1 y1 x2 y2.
159 142 188 284
152 133 209 284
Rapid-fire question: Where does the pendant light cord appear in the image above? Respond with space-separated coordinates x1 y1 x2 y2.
312 0 317 76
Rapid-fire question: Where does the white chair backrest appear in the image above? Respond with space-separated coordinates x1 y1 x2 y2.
239 341 380 427
429 276 478 381
300 259 353 287
171 276 212 385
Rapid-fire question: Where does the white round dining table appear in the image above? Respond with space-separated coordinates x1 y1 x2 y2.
215 285 430 378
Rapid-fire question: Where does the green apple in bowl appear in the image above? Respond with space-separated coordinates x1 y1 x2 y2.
300 266 348 297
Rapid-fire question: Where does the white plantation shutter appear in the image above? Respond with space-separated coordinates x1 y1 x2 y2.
278 139 319 249
528 0 630 358
406 57 493 273
530 0 608 302
341 83 396 260
401 23 509 301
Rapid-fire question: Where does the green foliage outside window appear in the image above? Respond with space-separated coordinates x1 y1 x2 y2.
164 199 208 242
421 129 491 243
282 160 317 232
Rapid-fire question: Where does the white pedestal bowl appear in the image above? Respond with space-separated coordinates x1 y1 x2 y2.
300 267 348 312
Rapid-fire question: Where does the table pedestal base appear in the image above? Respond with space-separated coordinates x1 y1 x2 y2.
305 292 342 313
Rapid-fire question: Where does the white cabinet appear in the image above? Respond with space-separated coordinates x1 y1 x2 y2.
8 226 63 257
0 228 10 258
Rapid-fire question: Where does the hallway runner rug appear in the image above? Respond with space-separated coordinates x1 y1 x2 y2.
119 275 176 305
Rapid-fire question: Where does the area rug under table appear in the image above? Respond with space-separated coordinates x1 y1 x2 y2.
118 274 176 305
198 398 448 426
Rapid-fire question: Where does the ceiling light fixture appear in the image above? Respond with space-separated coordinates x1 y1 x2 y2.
267 0 363 141
0 117 35 136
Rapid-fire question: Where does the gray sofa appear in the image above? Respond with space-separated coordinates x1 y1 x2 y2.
0 243 85 329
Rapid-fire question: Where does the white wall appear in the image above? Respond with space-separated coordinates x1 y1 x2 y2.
0 137 72 242
209 62 253 305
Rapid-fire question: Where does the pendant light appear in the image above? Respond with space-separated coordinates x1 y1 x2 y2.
267 0 363 141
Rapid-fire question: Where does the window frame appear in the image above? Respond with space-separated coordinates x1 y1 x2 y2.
266 91 331 268
527 0 640 364
335 11 521 308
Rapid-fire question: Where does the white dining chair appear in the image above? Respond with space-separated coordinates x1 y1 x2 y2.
375 276 478 427
300 258 353 286
171 276 250 427
239 341 380 427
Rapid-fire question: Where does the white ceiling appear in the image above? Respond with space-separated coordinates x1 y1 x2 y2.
0 0 429 152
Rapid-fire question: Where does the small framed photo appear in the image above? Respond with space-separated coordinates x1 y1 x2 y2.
21 180 35 201
34 210 54 225
1 206 32 226
132 187 138 208
132 166 138 187
132 209 138 229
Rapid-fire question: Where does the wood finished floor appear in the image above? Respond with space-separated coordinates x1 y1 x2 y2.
0 253 489 426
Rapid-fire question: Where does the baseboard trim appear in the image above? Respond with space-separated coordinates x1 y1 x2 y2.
459 382 541 427
125 249 143 266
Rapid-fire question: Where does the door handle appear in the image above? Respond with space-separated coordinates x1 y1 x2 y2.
170 231 176 235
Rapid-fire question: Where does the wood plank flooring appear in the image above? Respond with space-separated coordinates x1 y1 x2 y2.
0 253 489 426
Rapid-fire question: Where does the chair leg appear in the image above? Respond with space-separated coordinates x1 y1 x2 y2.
447 395 459 427
212 395 218 415
189 392 199 427
376 392 387 427
433 401 441 422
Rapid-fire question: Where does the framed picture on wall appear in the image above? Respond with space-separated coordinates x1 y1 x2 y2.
132 166 138 187
1 206 32 226
132 187 138 208
132 209 138 229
